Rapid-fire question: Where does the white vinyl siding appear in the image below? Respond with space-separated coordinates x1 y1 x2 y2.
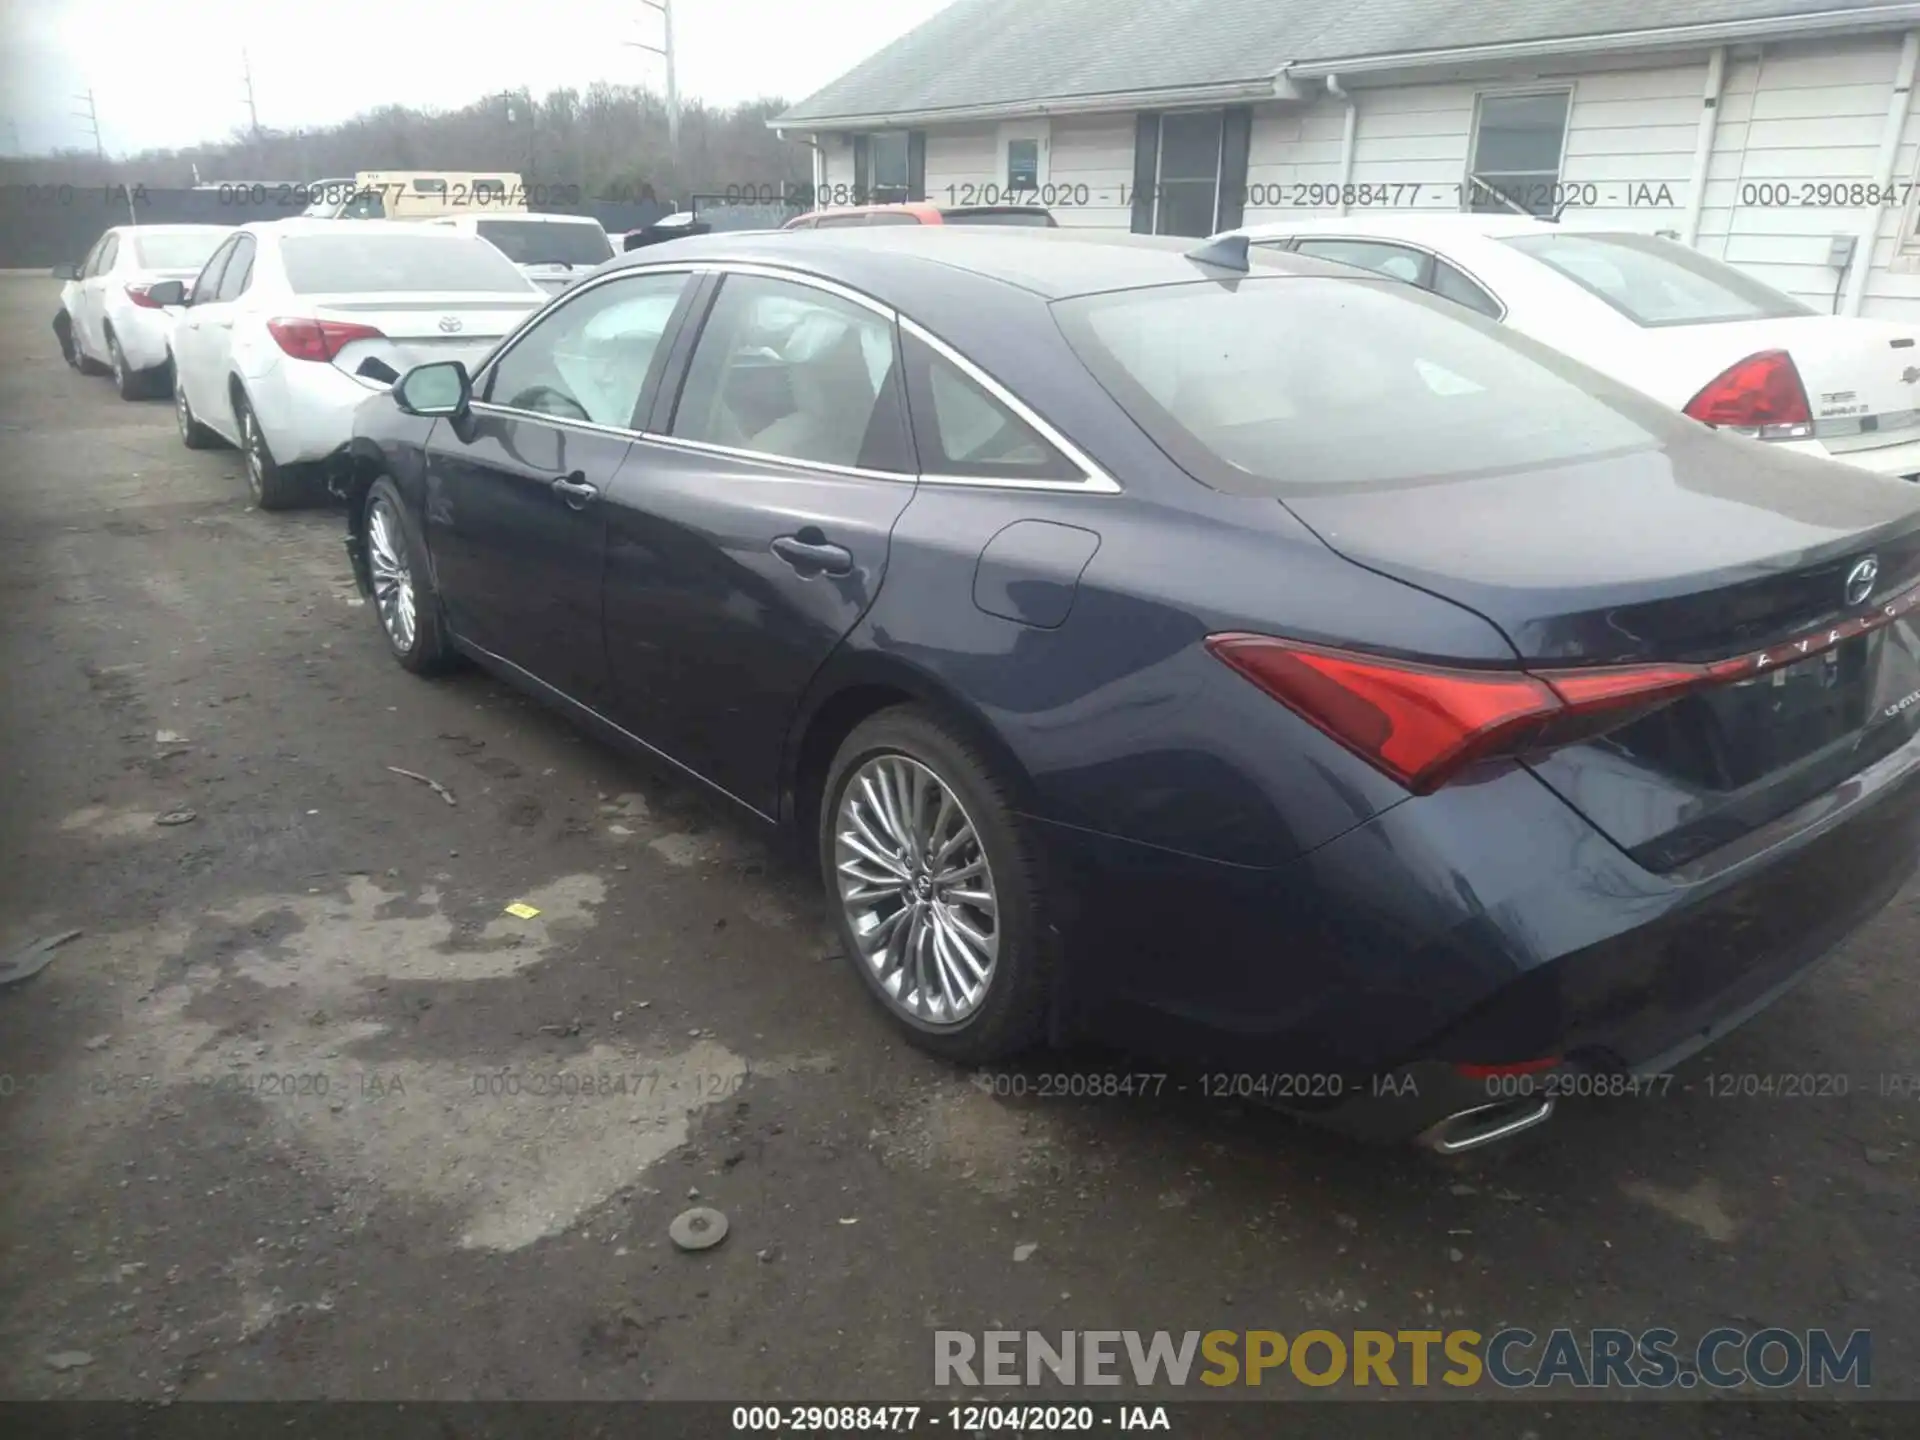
820 29 1920 321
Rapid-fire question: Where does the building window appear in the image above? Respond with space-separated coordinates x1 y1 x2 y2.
1007 138 1040 192
870 131 910 203
1156 111 1223 237
1466 91 1571 215
1132 108 1251 238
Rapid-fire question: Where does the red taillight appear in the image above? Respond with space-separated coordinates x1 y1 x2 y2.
266 317 386 363
1681 349 1813 439
1205 634 1711 795
125 283 164 310
1455 1057 1562 1079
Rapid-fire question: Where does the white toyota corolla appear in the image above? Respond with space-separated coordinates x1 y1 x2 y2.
153 219 546 508
1221 213 1920 481
53 224 230 398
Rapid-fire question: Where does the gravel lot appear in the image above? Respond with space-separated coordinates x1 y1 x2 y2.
1 270 1916 1414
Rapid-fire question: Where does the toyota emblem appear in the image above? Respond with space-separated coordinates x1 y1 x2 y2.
1846 556 1880 606
438 316 463 334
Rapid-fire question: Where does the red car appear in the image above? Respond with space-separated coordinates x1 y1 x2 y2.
783 202 1056 230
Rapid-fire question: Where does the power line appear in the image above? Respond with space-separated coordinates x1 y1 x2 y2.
242 49 261 140
72 89 103 161
625 0 681 158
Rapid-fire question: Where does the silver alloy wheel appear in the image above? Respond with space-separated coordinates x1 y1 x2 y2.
175 380 192 438
366 498 418 654
833 753 999 1026
109 339 124 388
241 406 263 498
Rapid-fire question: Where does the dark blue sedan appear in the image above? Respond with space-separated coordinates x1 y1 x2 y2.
340 227 1920 1152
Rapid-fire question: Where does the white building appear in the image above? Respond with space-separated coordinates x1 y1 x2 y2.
773 0 1920 320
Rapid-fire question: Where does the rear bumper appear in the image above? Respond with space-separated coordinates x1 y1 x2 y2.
1781 432 1920 481
1044 727 1920 1144
247 359 387 468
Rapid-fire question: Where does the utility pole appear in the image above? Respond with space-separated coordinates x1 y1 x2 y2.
242 49 261 141
73 89 104 162
626 0 680 158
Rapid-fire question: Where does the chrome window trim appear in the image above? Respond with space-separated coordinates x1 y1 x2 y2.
468 256 1121 494
467 401 644 443
898 315 1122 494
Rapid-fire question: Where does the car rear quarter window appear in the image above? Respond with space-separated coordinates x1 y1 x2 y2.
903 333 1081 481
1430 259 1503 318
1292 238 1430 285
280 233 532 294
1053 275 1668 493
1503 231 1814 326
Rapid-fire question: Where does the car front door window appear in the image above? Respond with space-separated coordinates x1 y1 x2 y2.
484 271 691 428
1430 259 1503 318
215 236 256 302
669 274 907 471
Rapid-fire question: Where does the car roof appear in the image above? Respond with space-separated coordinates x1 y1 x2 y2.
1234 212 1557 242
237 218 492 239
607 224 1359 300
115 223 231 235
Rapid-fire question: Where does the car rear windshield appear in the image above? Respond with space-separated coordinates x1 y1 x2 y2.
280 233 533 294
942 208 1057 227
1052 275 1669 493
1503 231 1814 327
132 231 225 270
474 219 614 266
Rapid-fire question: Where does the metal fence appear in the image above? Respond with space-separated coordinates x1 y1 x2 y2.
0 185 674 268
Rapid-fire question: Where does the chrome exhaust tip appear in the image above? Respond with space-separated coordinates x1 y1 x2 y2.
1417 1096 1555 1155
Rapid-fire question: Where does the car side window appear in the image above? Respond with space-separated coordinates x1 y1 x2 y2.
97 234 120 272
484 270 690 427
215 236 256 302
902 332 1082 481
189 239 238 305
1429 259 1503 319
1292 238 1432 286
670 273 909 471
80 236 110 278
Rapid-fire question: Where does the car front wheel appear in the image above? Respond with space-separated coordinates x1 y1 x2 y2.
819 706 1053 1064
234 390 301 510
174 370 218 449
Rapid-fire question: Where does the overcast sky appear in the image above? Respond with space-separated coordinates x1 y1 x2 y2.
1 0 953 156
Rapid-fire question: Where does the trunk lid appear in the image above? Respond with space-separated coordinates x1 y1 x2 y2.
299 291 542 385
1657 315 1920 456
1283 425 1920 869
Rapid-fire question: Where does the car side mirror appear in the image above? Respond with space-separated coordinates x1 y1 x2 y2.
145 279 188 307
394 360 471 417
51 262 81 280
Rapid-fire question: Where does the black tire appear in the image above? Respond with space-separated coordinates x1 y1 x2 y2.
233 389 302 510
53 312 82 371
108 333 150 400
173 367 219 449
364 477 457 675
818 705 1053 1065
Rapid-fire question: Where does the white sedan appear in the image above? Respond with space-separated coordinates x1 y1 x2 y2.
1223 213 1920 480
151 219 546 509
53 224 229 398
427 212 615 295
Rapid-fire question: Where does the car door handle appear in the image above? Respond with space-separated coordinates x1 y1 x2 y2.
550 473 599 508
771 533 854 577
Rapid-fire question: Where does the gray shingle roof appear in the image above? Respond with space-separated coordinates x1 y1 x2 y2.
776 0 1915 125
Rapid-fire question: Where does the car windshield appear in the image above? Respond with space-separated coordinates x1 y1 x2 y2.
1053 274 1667 493
474 219 615 267
280 233 534 293
1503 231 1814 327
131 231 226 270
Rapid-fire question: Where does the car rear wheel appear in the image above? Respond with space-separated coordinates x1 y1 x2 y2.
174 370 218 449
819 706 1052 1064
53 312 83 371
365 478 456 675
234 390 301 510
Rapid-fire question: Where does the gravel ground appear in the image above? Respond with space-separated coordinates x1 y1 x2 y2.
0 272 1916 1418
